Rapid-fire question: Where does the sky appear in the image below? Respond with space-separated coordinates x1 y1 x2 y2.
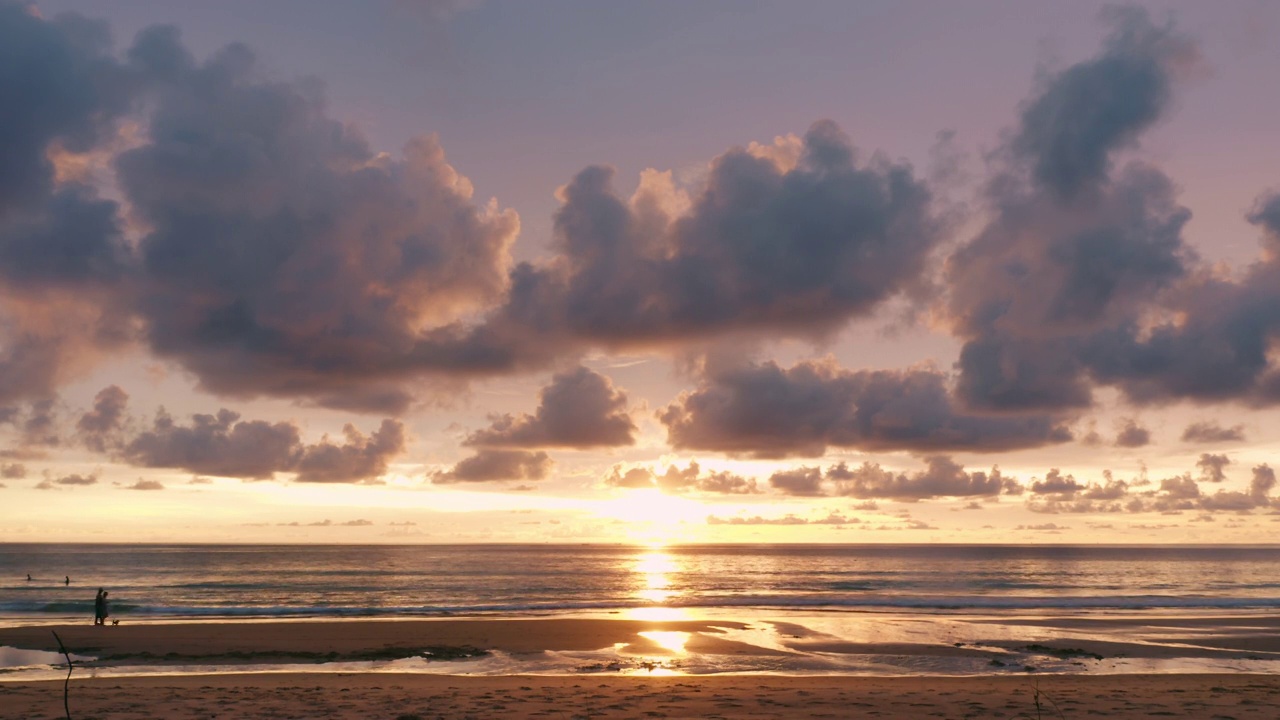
3 0 1280 544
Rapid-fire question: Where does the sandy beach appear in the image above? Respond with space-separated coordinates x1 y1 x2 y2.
4 672 1280 719
3 616 1280 718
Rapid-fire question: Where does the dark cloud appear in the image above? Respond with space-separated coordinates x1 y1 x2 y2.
947 11 1280 413
456 119 940 356
1181 421 1246 443
1026 461 1276 514
768 467 825 497
0 462 24 479
661 360 1070 458
1114 419 1150 448
123 408 300 479
0 6 137 409
120 407 401 482
947 9 1199 412
294 420 405 483
827 456 1009 501
603 461 759 495
113 27 520 413
1196 453 1230 483
35 472 98 490
1013 6 1193 199
465 366 635 449
431 449 551 483
76 385 128 451
124 478 164 491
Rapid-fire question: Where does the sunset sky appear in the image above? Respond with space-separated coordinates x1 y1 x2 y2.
3 0 1280 544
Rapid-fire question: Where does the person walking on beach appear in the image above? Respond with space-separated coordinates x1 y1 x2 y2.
65 576 70 585
94 588 108 626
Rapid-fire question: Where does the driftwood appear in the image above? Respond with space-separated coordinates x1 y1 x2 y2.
51 630 73 720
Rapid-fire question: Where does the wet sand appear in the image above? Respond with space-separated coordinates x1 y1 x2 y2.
4 616 1280 718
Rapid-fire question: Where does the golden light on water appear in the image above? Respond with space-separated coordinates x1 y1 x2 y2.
633 549 682 604
638 630 691 654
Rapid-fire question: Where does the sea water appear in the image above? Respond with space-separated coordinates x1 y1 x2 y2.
2 543 1279 619
3 544 1280 678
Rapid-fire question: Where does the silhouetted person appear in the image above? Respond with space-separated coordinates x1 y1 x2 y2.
94 589 111 626
26 574 31 581
64 576 70 586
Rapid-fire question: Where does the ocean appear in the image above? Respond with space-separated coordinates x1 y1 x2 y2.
4 543 1280 619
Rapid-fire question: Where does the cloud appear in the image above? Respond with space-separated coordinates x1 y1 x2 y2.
120 406 402 482
707 512 859 526
946 8 1198 412
35 472 98 490
113 28 525 413
1114 419 1150 448
452 120 940 356
0 6 137 409
1196 453 1230 483
827 456 1010 501
603 461 758 494
661 359 1070 458
1181 421 1246 443
124 478 164 490
293 419 405 483
76 384 129 451
123 408 300 479
1 462 25 479
432 449 552 483
465 366 635 448
768 467 825 497
1013 6 1194 199
1026 461 1276 514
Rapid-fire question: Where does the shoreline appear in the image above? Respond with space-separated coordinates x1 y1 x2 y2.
3 611 1280 679
4 615 1280 717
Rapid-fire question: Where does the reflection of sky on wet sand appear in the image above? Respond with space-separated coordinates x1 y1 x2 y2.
637 630 690 654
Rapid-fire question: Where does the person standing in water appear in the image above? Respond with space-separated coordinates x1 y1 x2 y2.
94 588 106 625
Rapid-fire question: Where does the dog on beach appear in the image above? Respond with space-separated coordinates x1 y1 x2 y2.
111 619 120 626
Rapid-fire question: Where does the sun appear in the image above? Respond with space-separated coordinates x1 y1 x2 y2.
595 488 705 542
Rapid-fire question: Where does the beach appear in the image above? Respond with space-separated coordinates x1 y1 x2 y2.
4 668 1280 719
3 616 1280 718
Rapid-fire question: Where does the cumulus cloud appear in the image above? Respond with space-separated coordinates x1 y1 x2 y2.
1026 461 1276 514
465 366 635 448
294 420 405 483
0 5 137 410
827 456 1010 501
432 449 551 483
1114 419 1151 448
452 120 941 356
120 407 403 482
946 9 1280 412
116 27 522 413
604 461 758 494
76 384 129 451
1196 453 1230 483
124 478 164 490
768 467 826 497
35 473 98 490
1181 421 1245 443
661 359 1070 458
1 462 25 479
947 8 1199 412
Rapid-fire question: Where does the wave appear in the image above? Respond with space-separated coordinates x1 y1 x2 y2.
4 593 1280 618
